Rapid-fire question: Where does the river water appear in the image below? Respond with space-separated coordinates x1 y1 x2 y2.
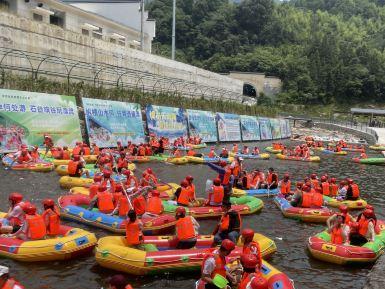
0 140 383 289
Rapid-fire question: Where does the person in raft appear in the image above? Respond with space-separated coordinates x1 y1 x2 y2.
238 254 268 289
328 214 350 245
172 207 199 249
124 209 145 250
9 203 47 241
1 193 25 233
349 208 377 246
67 155 90 178
213 202 242 245
0 266 24 289
207 178 225 206
105 274 133 289
199 239 236 289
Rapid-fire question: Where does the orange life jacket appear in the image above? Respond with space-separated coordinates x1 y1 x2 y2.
67 160 79 175
72 146 81 156
232 145 238 153
89 183 100 199
92 146 100 155
188 183 196 200
176 216 196 240
30 151 39 159
301 192 312 208
222 168 232 185
238 273 262 289
42 208 60 236
267 173 278 185
125 220 142 246
146 196 163 215
26 214 47 240
351 184 360 198
312 193 323 207
232 164 240 177
97 191 115 213
331 226 344 245
17 155 30 163
358 217 373 236
330 183 338 197
208 150 215 158
62 150 70 160
243 241 262 269
280 180 291 195
138 146 146 156
126 175 139 188
321 182 330 196
117 158 128 169
202 253 226 279
133 195 146 216
177 188 191 205
118 196 130 217
311 179 319 188
83 147 91 155
245 174 253 189
187 150 196 156
219 212 241 232
145 146 152 156
210 185 224 204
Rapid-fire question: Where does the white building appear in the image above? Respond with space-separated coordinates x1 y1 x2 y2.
1 0 154 52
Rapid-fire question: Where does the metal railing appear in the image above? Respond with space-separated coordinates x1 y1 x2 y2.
0 47 245 102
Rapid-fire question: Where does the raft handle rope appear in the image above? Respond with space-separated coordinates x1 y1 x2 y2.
0 232 94 250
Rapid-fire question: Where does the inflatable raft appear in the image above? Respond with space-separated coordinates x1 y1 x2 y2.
95 233 276 275
70 183 179 200
308 220 385 264
0 213 97 262
127 156 152 163
320 149 348 155
166 157 189 165
58 194 176 235
232 187 279 197
230 153 270 160
323 195 367 210
274 195 333 223
55 163 136 177
2 154 54 172
353 157 385 165
342 147 365 153
186 156 232 164
276 154 321 162
369 145 385 151
265 147 282 154
162 196 263 219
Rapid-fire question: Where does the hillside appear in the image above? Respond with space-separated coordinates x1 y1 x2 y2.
148 0 385 105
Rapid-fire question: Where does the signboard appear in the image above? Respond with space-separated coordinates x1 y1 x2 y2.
187 109 217 142
270 118 282 139
82 98 144 147
258 117 272 140
0 89 81 152
216 113 241 141
240 115 260 141
146 105 187 140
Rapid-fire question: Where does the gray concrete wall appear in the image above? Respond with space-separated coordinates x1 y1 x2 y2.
0 10 244 99
314 122 377 144
227 72 282 96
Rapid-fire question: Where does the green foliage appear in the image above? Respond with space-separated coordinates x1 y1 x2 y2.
148 0 385 104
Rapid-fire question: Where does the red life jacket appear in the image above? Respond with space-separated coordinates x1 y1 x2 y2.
243 241 262 269
62 150 71 160
26 214 47 240
83 147 91 155
118 196 130 217
312 193 323 207
330 183 338 197
208 150 215 158
267 173 278 185
42 208 60 236
176 216 196 240
2 278 25 289
72 146 81 156
331 226 344 245
133 195 146 216
301 192 312 208
117 158 128 169
358 217 373 236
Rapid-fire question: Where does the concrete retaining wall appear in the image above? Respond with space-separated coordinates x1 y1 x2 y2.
313 122 377 145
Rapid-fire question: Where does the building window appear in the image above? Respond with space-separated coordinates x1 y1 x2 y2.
82 29 89 36
33 13 43 22
110 38 116 44
50 11 65 28
0 0 10 11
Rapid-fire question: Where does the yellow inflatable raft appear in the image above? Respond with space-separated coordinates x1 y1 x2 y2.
95 233 276 275
59 176 94 189
0 213 97 262
323 196 367 210
55 163 136 176
166 157 189 165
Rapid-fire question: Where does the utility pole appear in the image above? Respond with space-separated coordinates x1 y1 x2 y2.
140 0 145 51
171 0 176 60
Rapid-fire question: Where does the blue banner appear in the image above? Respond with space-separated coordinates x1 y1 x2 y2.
216 113 241 141
82 98 144 147
240 115 260 141
270 118 282 139
187 109 217 142
146 105 187 140
258 118 272 140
